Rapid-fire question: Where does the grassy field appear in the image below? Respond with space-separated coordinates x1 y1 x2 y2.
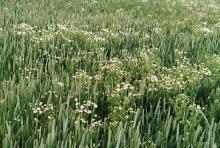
1 0 220 147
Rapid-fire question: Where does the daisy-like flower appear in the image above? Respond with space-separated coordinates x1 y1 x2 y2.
199 27 213 34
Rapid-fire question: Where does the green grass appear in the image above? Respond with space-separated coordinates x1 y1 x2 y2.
1 0 220 147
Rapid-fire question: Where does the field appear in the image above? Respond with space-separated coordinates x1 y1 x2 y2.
1 0 220 147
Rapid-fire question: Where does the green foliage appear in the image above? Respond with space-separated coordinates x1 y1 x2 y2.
1 0 220 147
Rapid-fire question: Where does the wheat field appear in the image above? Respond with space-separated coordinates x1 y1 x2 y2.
1 0 220 147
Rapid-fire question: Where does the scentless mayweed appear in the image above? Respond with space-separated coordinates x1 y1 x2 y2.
2 0 220 147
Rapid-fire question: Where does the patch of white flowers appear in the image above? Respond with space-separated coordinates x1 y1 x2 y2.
31 102 54 121
199 27 213 34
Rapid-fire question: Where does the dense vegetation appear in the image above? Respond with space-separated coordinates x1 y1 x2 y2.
1 0 220 147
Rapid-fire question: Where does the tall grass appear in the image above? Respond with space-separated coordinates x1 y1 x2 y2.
1 0 220 147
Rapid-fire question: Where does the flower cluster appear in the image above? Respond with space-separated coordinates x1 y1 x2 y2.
74 99 99 126
12 23 93 46
31 102 54 121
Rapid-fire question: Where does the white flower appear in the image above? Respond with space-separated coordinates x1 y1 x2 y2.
80 105 84 109
81 118 87 124
199 27 213 33
57 24 68 31
122 83 130 90
48 116 52 120
93 103 98 108
153 27 163 34
33 110 38 114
